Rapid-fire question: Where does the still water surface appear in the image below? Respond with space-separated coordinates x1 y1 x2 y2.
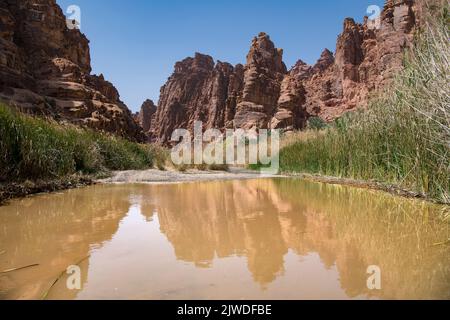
0 179 449 300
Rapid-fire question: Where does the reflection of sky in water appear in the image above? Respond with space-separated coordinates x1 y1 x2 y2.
0 179 449 300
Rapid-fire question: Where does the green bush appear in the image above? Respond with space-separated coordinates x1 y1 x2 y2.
0 104 167 181
307 116 328 130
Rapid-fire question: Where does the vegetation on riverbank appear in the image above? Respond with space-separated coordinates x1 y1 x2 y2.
0 104 167 183
278 6 449 203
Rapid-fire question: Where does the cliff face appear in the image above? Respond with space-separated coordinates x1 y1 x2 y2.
2 1 418 144
233 32 287 130
135 99 157 133
147 0 419 144
150 53 244 144
0 0 144 141
303 0 419 120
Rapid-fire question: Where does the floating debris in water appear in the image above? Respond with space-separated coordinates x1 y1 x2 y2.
0 264 39 273
432 239 450 246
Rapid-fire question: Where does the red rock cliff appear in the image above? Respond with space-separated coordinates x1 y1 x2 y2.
0 0 144 141
149 53 244 144
147 0 419 144
136 99 157 133
302 0 419 120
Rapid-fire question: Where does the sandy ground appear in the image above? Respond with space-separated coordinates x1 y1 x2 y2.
0 169 280 205
2 169 441 205
98 167 281 184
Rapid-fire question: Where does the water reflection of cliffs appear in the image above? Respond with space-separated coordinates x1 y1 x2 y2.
141 179 449 299
1 180 448 300
0 186 131 299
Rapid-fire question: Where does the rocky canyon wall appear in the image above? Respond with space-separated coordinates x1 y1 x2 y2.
149 53 244 144
0 0 421 144
147 0 420 144
0 0 144 141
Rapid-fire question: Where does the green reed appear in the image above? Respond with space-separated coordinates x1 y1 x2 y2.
0 104 167 181
279 5 449 203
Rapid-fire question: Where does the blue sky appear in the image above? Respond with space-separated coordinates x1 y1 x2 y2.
56 0 384 112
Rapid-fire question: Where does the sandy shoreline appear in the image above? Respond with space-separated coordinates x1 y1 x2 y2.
98 168 281 184
101 169 447 205
0 168 278 205
1 168 446 206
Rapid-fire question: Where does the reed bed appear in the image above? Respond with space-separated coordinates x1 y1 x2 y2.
279 5 449 203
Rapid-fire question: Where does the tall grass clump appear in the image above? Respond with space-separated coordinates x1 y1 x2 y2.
280 4 449 203
0 104 167 181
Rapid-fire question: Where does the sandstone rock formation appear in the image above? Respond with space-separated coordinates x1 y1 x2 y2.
270 60 308 131
149 33 297 143
233 32 287 130
147 0 420 144
135 99 157 133
0 0 144 141
149 53 244 144
303 0 419 121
